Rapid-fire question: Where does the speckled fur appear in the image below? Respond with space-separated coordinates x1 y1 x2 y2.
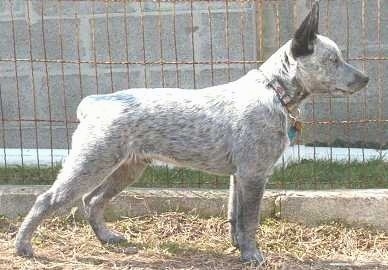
15 1 368 264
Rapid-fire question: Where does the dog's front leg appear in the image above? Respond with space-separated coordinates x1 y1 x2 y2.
228 175 239 248
234 174 266 265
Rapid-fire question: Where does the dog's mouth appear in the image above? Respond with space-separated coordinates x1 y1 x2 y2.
336 88 351 93
330 88 353 96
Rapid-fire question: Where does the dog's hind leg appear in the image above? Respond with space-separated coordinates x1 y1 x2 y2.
83 159 148 244
15 125 128 257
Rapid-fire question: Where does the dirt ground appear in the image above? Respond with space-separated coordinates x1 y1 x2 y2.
1 212 388 269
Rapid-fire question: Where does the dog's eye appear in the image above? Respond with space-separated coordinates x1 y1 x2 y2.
331 56 339 64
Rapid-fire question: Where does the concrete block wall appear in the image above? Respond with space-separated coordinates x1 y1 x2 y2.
0 0 387 151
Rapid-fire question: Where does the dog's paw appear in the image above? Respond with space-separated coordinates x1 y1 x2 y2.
98 230 128 245
15 243 34 257
240 248 265 266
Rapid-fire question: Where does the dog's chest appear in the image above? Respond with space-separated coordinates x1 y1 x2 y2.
240 103 290 159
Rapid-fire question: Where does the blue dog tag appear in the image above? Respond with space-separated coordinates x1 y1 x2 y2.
288 126 298 142
287 121 302 143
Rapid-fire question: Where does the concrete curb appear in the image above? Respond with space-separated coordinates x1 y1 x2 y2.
1 186 387 232
277 190 388 231
0 185 278 220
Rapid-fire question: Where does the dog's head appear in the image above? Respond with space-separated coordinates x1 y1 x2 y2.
290 1 369 96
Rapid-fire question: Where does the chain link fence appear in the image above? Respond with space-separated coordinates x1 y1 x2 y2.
0 0 387 189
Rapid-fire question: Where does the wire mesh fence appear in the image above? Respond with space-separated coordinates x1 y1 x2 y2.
0 0 387 189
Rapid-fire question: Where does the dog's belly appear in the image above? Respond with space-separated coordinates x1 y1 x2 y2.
149 152 235 176
128 130 236 176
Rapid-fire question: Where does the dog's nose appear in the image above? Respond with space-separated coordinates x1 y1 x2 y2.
363 76 369 84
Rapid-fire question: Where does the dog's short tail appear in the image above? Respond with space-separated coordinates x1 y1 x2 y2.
76 96 95 121
76 93 126 123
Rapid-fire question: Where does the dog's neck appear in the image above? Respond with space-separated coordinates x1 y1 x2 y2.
258 41 310 112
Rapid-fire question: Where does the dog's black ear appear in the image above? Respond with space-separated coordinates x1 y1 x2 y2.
291 0 319 58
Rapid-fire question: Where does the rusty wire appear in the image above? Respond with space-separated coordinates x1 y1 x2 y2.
0 57 384 65
9 1 24 168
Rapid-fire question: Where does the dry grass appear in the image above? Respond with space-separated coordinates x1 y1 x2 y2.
1 213 388 269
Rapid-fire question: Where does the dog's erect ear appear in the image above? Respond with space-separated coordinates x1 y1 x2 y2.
291 0 319 58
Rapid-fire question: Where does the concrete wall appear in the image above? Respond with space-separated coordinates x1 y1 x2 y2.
0 0 387 151
3 186 388 233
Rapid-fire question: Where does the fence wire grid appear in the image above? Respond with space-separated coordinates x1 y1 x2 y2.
0 0 387 189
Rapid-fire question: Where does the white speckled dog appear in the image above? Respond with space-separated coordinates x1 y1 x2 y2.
16 1 368 264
